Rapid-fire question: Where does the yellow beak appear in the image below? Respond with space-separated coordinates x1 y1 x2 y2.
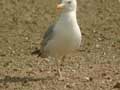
57 3 64 9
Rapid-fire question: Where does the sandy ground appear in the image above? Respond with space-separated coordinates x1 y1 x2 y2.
0 0 120 90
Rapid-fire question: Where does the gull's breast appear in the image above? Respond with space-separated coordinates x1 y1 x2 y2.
44 27 81 57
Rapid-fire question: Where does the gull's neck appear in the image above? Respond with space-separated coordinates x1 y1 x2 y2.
59 10 77 24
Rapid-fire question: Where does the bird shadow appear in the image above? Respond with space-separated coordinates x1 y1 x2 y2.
0 75 53 84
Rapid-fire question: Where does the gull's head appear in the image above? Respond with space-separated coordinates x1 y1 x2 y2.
57 0 77 12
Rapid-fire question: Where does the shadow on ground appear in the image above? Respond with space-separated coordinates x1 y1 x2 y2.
0 75 53 83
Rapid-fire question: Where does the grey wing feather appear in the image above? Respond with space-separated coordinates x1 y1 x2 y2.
41 25 54 47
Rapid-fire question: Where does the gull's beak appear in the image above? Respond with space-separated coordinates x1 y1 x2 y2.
57 3 65 9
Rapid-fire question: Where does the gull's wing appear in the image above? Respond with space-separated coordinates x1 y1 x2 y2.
41 25 54 48
32 25 54 58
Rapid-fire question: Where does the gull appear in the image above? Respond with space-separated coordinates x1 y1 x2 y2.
40 0 82 80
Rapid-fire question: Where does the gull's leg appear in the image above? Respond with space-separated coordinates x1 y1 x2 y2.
57 66 63 80
56 57 63 80
56 56 66 80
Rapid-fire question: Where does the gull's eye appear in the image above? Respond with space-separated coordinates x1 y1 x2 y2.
68 1 72 4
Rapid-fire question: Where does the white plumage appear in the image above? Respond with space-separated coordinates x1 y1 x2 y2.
41 0 81 57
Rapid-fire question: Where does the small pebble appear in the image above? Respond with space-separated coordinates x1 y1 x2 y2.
84 76 93 81
96 44 100 48
113 82 120 89
65 83 75 88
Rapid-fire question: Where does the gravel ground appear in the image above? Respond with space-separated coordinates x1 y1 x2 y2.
0 0 120 90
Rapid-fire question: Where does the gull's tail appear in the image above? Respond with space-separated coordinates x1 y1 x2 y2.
31 47 47 58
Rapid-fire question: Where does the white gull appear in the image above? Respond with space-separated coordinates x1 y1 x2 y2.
40 0 81 58
40 0 81 80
